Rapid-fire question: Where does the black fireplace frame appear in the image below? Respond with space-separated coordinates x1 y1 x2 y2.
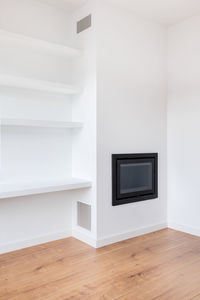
112 153 158 206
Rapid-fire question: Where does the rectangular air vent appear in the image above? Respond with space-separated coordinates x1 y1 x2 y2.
77 202 91 231
77 15 92 34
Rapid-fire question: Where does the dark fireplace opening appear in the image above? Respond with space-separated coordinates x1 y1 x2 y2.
112 153 158 206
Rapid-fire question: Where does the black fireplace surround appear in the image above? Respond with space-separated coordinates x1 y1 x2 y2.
112 153 158 206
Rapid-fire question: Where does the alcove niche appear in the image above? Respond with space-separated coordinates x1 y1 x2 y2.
0 0 96 253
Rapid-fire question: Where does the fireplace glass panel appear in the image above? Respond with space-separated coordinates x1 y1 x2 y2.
120 162 152 194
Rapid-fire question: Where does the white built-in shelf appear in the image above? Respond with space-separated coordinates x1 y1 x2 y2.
0 29 82 57
0 178 92 199
0 119 83 129
0 74 80 95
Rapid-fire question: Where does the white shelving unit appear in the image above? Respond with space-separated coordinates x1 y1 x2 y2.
0 178 92 199
0 29 82 57
0 27 92 238
0 119 83 128
0 74 80 95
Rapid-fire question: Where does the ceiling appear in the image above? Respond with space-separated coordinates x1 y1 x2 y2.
40 0 88 13
108 0 200 26
40 0 200 26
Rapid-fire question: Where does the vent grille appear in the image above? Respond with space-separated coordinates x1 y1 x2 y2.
77 15 92 34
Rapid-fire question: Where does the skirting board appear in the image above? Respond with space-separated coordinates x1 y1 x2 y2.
96 223 167 248
0 223 168 254
168 222 200 237
72 227 96 248
0 230 71 255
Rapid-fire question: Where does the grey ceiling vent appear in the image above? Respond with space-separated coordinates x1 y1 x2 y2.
77 14 92 34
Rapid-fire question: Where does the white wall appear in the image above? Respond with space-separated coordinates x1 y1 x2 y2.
3 0 199 252
0 0 75 253
168 16 200 235
0 0 73 45
96 1 167 244
71 0 97 242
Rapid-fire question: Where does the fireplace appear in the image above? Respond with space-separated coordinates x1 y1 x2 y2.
112 153 158 206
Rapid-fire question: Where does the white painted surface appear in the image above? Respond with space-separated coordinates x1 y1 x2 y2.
71 0 97 240
107 0 200 26
0 0 76 251
73 222 167 248
40 0 88 13
0 191 73 253
0 230 71 255
96 1 167 240
0 29 81 57
0 0 96 252
1 119 83 128
0 75 80 95
1 125 72 181
0 0 74 45
2 0 199 252
168 222 200 238
168 16 200 234
40 0 200 26
96 223 167 248
72 225 96 247
0 178 92 199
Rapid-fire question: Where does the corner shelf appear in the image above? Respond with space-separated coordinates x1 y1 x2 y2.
0 29 82 57
0 178 92 199
0 74 81 95
0 119 83 129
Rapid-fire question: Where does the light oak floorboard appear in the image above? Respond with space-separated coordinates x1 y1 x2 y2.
0 229 200 299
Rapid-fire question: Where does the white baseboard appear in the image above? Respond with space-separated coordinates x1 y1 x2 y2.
0 223 168 254
168 222 200 237
72 226 96 248
0 230 71 255
96 222 167 248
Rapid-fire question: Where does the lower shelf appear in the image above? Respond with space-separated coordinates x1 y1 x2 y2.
0 178 92 199
0 119 84 128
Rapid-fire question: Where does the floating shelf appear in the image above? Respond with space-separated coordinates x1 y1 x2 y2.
0 119 83 129
0 74 80 95
0 29 82 57
0 178 92 199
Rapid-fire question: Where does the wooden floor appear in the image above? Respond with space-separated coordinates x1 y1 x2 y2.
1 229 200 300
